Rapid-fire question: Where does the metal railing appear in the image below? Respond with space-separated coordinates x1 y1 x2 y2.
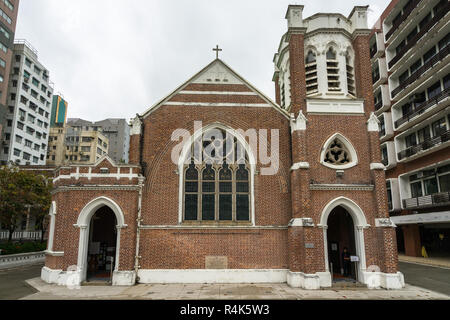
0 231 45 241
391 45 450 98
372 72 380 84
385 0 423 41
403 191 450 209
398 129 450 160
370 45 377 59
374 100 383 111
388 1 449 69
394 87 450 128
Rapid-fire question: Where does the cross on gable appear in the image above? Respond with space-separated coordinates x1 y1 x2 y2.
213 45 222 59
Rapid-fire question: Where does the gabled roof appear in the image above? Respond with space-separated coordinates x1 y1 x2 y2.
140 59 289 119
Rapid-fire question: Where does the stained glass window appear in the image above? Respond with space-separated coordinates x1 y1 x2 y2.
183 129 251 222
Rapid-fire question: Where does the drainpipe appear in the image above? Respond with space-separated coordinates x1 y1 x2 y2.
134 115 145 284
134 175 144 283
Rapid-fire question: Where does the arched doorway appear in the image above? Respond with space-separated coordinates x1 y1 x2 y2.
327 206 357 282
75 197 127 285
86 206 117 283
320 197 369 286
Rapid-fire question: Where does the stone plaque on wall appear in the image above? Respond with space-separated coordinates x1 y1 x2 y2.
205 256 228 269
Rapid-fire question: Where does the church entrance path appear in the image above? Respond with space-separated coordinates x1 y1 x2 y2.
21 278 449 300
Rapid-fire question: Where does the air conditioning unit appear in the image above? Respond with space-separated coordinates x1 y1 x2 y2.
24 77 29 83
20 116 25 121
416 172 424 179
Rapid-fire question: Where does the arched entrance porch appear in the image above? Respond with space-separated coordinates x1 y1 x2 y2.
75 197 127 284
319 197 369 284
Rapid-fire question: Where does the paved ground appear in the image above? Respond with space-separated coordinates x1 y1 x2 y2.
1 262 449 300
0 263 42 300
22 277 449 300
398 254 450 269
399 262 450 296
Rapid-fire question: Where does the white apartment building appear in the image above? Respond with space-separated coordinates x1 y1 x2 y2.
0 40 53 165
370 0 449 257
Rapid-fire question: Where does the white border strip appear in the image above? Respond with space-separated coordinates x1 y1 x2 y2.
137 269 287 284
179 91 258 96
164 102 271 107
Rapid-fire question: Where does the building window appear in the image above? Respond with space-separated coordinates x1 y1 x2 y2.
326 47 340 91
183 128 251 223
346 52 355 96
305 50 318 95
320 133 358 170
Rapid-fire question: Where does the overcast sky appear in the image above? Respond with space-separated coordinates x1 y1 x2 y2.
16 0 389 122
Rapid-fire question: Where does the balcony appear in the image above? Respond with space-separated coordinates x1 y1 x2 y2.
373 58 388 88
385 0 423 41
375 100 382 111
398 129 450 160
388 0 449 69
403 191 450 209
391 45 450 98
394 87 450 128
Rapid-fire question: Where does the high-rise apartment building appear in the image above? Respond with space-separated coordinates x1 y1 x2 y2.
370 0 449 257
47 118 109 166
93 118 130 163
50 94 68 127
0 0 20 140
0 40 54 165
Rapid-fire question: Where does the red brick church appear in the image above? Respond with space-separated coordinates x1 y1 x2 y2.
42 5 405 289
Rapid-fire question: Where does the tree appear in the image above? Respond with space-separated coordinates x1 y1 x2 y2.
0 165 52 242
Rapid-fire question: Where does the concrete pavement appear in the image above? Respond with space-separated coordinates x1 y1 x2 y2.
1 262 449 300
0 263 41 300
22 277 449 300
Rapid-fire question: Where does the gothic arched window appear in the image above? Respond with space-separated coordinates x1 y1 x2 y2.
326 47 340 92
183 128 251 223
320 133 358 170
305 50 318 95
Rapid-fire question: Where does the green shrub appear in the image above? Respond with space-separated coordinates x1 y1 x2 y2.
0 241 47 255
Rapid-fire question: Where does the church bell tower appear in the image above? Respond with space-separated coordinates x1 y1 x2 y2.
273 5 404 289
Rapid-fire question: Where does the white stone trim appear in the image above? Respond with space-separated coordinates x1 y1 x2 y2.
53 169 139 183
307 100 364 114
179 91 258 96
137 269 287 284
290 162 310 171
361 271 405 289
374 218 396 228
41 267 136 287
163 102 272 108
140 225 288 230
112 271 136 286
286 271 332 289
41 266 65 285
47 201 56 252
367 112 380 132
370 163 385 170
309 184 373 191
288 218 314 227
320 133 358 170
130 116 142 136
44 250 64 257
290 111 308 132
